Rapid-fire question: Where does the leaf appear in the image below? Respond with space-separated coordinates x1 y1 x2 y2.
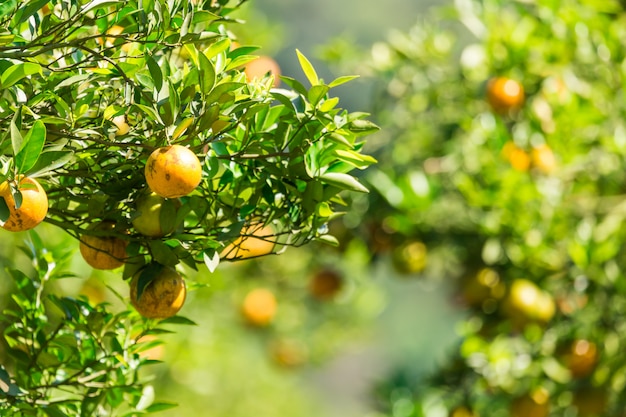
147 240 179 267
158 316 197 325
80 0 122 14
10 108 22 157
197 51 216 95
15 120 46 174
0 197 9 222
135 263 163 300
328 75 359 88
319 172 369 193
26 150 73 177
333 149 378 170
296 49 319 86
308 84 330 106
0 62 42 90
145 402 179 412
203 249 219 273
146 54 163 93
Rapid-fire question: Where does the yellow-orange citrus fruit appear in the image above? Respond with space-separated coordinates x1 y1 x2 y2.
450 406 478 417
309 269 343 300
132 191 180 237
221 224 276 260
270 339 308 368
561 339 598 379
486 76 525 114
391 240 428 274
112 114 130 136
145 144 202 198
241 288 277 326
531 144 556 174
510 388 550 417
135 335 166 361
502 141 531 172
502 279 555 329
130 265 186 319
0 176 48 232
79 222 128 270
244 55 281 87
461 267 505 308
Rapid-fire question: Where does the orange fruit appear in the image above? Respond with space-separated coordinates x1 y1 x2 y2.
221 224 276 260
244 55 281 88
531 144 556 174
510 388 550 417
112 114 130 136
132 191 180 237
309 269 343 300
241 288 277 326
0 176 48 232
270 339 308 368
561 339 598 379
502 141 531 172
135 334 166 361
486 76 525 114
502 279 555 329
144 144 202 198
79 222 128 270
461 267 505 308
449 406 478 417
130 264 186 319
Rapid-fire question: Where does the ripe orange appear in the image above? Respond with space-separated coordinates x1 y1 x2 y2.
244 55 281 88
79 222 128 270
561 339 598 379
0 176 48 232
510 388 550 417
241 288 277 326
112 114 130 136
309 269 343 300
130 264 186 319
221 224 276 260
531 144 556 174
486 76 525 114
144 144 202 198
502 141 531 172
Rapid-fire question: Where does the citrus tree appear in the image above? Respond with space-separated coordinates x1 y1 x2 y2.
0 0 378 414
329 0 626 415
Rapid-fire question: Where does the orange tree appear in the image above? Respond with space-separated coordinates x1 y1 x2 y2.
0 0 377 414
332 0 626 415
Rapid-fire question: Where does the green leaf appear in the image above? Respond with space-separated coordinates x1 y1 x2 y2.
319 172 369 193
0 197 9 222
296 49 319 86
26 150 73 177
148 240 179 267
197 51 216 95
333 149 378 170
328 75 359 88
146 54 163 92
0 62 42 90
308 84 330 106
158 316 197 325
15 120 46 174
135 263 164 300
146 402 179 412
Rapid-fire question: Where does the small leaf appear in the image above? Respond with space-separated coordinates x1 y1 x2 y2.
135 263 164 300
146 54 163 92
198 51 216 95
26 150 74 177
328 75 359 88
203 249 220 273
158 316 197 325
0 197 9 222
148 240 179 267
10 108 22 157
319 172 369 193
16 120 46 174
296 49 319 86
146 402 179 412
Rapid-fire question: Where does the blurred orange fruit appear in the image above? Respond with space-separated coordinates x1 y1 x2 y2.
531 144 556 174
244 55 281 87
502 141 531 171
241 288 277 326
510 387 550 417
487 76 525 114
309 269 343 300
